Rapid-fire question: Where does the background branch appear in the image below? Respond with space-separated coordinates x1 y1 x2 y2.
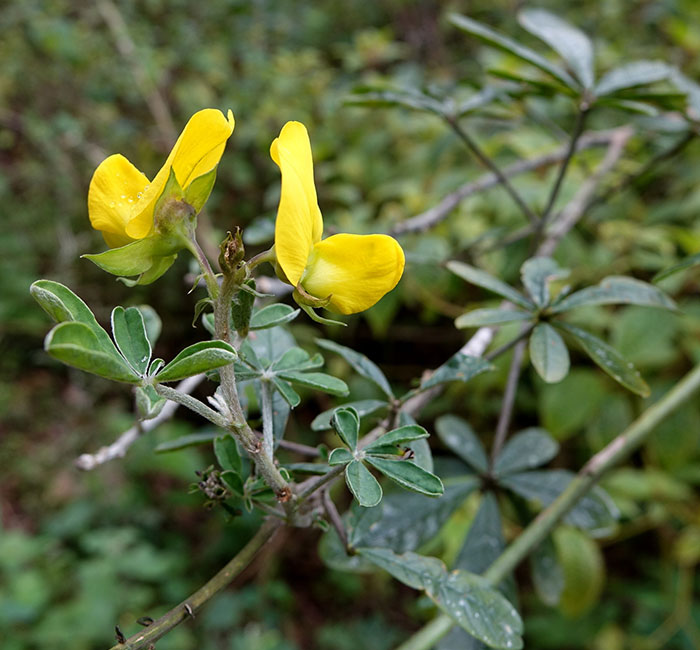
394 361 700 650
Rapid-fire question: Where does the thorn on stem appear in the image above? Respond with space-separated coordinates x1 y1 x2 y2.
137 616 154 627
184 603 195 619
115 625 126 644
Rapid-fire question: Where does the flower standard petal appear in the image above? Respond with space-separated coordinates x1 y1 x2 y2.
271 121 324 285
88 154 150 247
302 233 405 314
125 108 235 240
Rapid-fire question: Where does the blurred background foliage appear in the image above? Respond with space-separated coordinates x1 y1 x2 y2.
2 0 700 648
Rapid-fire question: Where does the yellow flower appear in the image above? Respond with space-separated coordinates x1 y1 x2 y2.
271 121 404 315
88 108 235 247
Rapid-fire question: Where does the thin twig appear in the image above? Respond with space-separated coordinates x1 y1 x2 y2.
444 116 539 225
489 338 527 467
537 126 633 258
323 489 348 549
75 374 205 470
539 105 589 224
106 518 282 650
278 439 321 457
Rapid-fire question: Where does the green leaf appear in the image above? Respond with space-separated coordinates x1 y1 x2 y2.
111 306 151 376
328 448 354 466
249 325 296 366
518 9 595 89
184 166 217 212
446 261 534 309
250 303 300 330
156 341 237 383
30 280 121 355
44 321 140 383
501 469 618 535
530 535 564 607
595 60 670 96
353 479 479 552
455 493 505 575
493 428 559 477
365 457 444 497
214 435 242 474
271 347 323 372
221 469 244 497
550 276 676 312
421 351 493 390
654 251 700 282
449 12 577 89
435 415 488 474
155 431 219 453
277 371 349 396
135 384 166 420
231 280 256 336
136 305 162 347
331 407 360 450
311 399 388 431
365 425 429 453
270 376 301 408
520 257 568 308
358 548 523 649
119 253 177 286
358 547 443 590
554 526 605 617
316 339 394 399
554 322 650 397
529 323 570 383
345 460 382 507
455 308 533 329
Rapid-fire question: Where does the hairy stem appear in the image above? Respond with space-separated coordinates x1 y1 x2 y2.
394 361 700 650
106 518 282 650
260 380 275 462
154 383 228 428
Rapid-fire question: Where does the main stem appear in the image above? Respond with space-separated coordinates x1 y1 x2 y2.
394 362 700 650
107 518 282 650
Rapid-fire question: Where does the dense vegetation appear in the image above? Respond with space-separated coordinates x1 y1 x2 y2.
2 1 700 649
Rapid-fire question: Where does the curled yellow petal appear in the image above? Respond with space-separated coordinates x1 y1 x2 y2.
302 233 405 314
125 108 235 240
271 121 324 286
88 154 150 247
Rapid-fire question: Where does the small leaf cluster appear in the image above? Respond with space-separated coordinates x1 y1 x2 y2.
449 257 677 397
436 415 618 536
234 339 348 409
328 407 443 507
31 280 237 393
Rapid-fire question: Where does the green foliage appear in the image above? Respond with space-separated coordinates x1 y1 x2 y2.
9 2 700 649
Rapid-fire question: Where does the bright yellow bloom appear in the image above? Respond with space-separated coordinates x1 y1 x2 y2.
271 121 404 315
88 108 235 247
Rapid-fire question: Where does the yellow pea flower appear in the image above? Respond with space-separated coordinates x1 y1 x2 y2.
84 109 235 284
271 121 405 315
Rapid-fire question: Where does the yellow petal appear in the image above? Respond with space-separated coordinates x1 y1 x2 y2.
88 154 150 247
302 233 405 314
271 121 324 285
125 108 235 240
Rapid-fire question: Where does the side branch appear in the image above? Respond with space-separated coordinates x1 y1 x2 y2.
392 129 624 236
108 518 283 650
75 374 205 470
